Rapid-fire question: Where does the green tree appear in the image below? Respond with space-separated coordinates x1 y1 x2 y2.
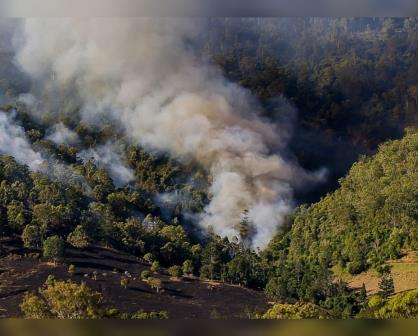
238 209 252 242
43 235 65 263
168 265 183 278
150 261 160 273
372 289 418 318
148 277 162 294
260 302 330 319
225 251 266 288
32 204 70 235
7 201 26 232
140 270 151 280
20 280 103 319
182 260 194 276
378 269 395 299
200 241 224 280
67 225 89 249
143 253 154 263
21 224 41 249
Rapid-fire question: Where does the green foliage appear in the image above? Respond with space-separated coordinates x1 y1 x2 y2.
260 302 330 319
21 224 41 249
224 250 266 289
168 265 183 278
131 310 169 319
361 289 418 318
7 201 27 231
182 260 194 275
20 278 166 319
148 277 162 294
68 264 76 276
150 261 160 273
32 203 72 236
143 253 154 263
200 241 226 280
20 280 103 319
261 131 417 317
67 225 89 249
2 22 418 319
206 18 418 154
378 270 395 299
266 131 418 280
43 235 65 262
159 224 191 265
140 270 151 280
46 275 56 285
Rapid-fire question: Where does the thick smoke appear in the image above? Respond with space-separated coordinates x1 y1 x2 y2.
13 18 323 248
46 122 80 145
0 110 87 187
77 142 134 187
0 110 44 170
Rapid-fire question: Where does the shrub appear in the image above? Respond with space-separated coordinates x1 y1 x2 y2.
143 253 154 263
150 261 160 273
141 270 151 280
182 260 194 275
168 265 183 278
131 310 169 319
67 225 89 249
68 264 76 276
148 277 162 294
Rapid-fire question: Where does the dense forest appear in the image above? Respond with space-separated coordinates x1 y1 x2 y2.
0 18 417 319
199 17 418 200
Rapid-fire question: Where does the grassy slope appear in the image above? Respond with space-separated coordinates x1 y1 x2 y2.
333 252 418 296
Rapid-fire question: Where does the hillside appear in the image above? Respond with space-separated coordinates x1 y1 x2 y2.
346 252 418 295
0 17 417 319
287 129 418 272
262 129 418 315
0 237 268 318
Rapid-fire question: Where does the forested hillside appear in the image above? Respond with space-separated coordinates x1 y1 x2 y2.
0 105 416 318
0 18 417 319
200 18 418 200
263 130 418 313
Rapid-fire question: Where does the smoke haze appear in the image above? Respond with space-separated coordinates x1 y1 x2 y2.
11 18 323 248
46 122 80 145
0 110 44 171
77 142 134 187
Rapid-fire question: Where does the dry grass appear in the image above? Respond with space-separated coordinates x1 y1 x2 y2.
345 251 418 295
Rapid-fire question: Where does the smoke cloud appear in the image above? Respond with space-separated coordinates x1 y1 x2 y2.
12 18 323 248
46 122 80 146
0 110 87 188
77 142 134 187
0 110 44 171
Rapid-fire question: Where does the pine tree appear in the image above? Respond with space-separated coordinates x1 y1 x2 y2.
238 209 251 241
378 270 395 298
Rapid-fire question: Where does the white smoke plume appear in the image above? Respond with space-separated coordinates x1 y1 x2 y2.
46 122 80 145
0 110 44 171
77 142 134 187
0 110 87 187
13 18 323 248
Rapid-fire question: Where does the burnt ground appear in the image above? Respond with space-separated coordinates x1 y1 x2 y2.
0 237 268 318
